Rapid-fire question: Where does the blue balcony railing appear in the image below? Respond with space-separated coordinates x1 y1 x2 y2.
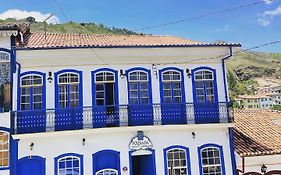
12 102 233 134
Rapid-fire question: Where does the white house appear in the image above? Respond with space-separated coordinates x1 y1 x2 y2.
0 23 241 175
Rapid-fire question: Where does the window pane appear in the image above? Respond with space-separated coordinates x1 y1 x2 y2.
201 147 222 175
0 131 9 167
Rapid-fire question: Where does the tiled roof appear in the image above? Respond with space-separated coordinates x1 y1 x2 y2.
0 22 30 32
237 94 271 99
18 33 241 49
233 109 281 157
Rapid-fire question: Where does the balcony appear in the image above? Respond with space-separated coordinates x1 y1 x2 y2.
12 102 233 134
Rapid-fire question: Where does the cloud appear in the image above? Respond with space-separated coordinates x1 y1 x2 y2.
0 9 60 24
216 24 229 32
257 6 281 26
263 0 274 5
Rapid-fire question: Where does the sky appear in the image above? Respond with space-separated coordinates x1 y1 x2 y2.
0 0 280 52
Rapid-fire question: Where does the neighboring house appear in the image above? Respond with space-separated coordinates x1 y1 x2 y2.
237 94 275 109
0 23 241 175
234 109 281 174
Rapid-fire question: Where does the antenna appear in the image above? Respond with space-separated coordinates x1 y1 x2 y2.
43 14 54 41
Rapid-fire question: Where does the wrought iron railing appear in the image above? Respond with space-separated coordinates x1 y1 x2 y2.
12 102 233 134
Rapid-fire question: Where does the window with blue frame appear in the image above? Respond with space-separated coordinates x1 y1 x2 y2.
0 131 9 168
96 169 118 175
199 145 225 175
57 156 81 175
128 71 149 105
94 71 115 106
194 70 215 103
58 73 79 108
162 70 182 103
166 148 188 175
20 75 43 110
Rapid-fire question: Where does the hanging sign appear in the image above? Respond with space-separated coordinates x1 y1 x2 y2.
129 131 152 151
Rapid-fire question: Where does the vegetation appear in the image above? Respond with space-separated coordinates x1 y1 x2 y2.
272 105 281 111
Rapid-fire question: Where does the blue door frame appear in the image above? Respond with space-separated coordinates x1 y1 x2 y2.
17 156 46 175
129 150 156 175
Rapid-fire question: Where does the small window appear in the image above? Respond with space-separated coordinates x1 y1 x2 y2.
0 131 9 167
95 72 115 83
58 156 80 175
96 169 118 175
166 148 188 175
200 147 223 175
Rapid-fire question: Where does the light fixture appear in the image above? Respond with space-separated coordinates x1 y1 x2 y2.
82 138 86 146
120 69 126 79
261 164 267 174
152 64 158 78
30 143 34 150
47 71 53 83
186 68 191 78
192 132 196 139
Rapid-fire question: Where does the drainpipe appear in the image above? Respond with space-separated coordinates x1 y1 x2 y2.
242 157 245 173
222 46 233 104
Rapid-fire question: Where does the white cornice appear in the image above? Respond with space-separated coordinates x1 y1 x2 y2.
0 30 18 36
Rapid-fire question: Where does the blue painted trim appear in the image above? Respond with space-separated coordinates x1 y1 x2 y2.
228 128 237 175
15 43 242 51
54 69 83 108
18 156 46 175
159 67 186 103
191 66 218 103
129 149 156 175
92 149 121 175
54 153 84 175
18 71 46 110
0 47 12 54
163 145 192 175
197 143 226 175
222 47 233 104
91 68 119 106
10 139 19 175
125 67 153 104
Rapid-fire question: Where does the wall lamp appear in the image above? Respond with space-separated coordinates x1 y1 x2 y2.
152 64 158 78
120 69 126 79
82 138 86 146
186 68 191 78
30 143 34 150
47 71 53 83
261 164 267 174
192 132 196 139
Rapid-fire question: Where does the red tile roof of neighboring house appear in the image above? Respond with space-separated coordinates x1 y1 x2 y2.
17 32 241 49
233 109 281 157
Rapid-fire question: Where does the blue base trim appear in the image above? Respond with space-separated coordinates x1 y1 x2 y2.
229 128 237 175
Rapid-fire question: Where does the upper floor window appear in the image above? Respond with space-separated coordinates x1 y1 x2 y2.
128 70 150 105
199 144 225 175
94 71 116 106
0 131 9 168
161 70 183 103
20 74 43 110
194 70 215 103
58 73 80 108
56 154 83 175
96 169 118 175
166 148 188 175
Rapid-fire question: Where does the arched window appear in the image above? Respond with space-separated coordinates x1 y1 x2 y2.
194 70 215 103
58 73 80 108
0 131 9 167
165 147 190 175
128 70 150 104
94 71 115 106
20 74 43 110
162 70 182 103
96 169 118 175
199 144 225 175
55 154 83 175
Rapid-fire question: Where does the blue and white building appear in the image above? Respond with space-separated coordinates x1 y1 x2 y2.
0 24 240 175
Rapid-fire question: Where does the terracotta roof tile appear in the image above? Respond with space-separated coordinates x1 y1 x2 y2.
18 32 240 49
233 109 281 157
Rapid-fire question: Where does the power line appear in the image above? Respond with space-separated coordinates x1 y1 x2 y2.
132 0 272 32
54 0 71 22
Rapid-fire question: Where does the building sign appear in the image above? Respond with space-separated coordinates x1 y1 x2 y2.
129 131 152 151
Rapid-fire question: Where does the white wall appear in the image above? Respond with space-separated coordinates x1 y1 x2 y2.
0 36 11 49
236 154 281 173
15 125 234 175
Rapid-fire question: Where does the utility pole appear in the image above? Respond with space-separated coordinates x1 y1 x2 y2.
43 14 54 41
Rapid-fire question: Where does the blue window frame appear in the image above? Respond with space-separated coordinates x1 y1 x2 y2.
127 69 152 105
54 153 83 175
18 71 46 111
198 144 226 175
163 146 191 175
192 67 218 103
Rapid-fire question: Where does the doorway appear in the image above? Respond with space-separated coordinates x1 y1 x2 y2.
130 151 156 175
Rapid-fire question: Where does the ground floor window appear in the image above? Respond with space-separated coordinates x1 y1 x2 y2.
0 131 9 167
96 169 118 175
55 153 83 175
